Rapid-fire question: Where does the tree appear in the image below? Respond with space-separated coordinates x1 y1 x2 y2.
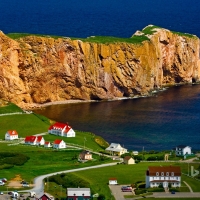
97 194 105 200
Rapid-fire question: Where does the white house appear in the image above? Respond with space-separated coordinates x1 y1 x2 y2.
109 177 118 185
53 139 66 149
24 136 37 145
175 145 192 156
146 166 181 188
48 122 75 137
44 141 51 148
5 130 18 140
79 150 92 160
24 136 45 145
123 156 135 165
36 136 45 145
105 143 127 156
67 188 91 200
132 151 139 156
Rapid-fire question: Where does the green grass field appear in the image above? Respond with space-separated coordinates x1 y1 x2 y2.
70 162 200 199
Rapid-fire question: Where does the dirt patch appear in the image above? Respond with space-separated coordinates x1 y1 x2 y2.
7 181 22 188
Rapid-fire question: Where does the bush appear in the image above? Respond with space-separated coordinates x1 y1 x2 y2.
135 189 147 195
0 152 29 166
97 194 105 200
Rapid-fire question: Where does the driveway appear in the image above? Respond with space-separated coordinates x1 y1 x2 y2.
109 185 133 200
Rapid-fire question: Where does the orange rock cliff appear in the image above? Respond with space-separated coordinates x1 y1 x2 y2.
0 25 200 109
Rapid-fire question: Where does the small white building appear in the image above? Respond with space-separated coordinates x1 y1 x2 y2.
79 150 92 160
44 141 51 148
67 188 91 200
5 130 18 140
24 136 45 145
146 166 181 188
36 136 45 145
24 136 37 145
123 156 135 165
48 122 75 137
109 177 118 185
132 151 139 156
175 145 192 156
105 143 127 156
53 139 66 149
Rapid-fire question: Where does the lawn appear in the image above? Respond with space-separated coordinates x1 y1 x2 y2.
70 162 200 199
43 131 105 151
0 113 50 138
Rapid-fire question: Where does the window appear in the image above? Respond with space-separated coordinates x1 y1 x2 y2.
156 172 159 176
171 172 174 176
161 172 164 176
166 172 169 176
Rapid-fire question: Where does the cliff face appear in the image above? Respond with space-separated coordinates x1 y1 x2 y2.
0 26 200 108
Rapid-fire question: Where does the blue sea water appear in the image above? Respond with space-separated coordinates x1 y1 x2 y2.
0 0 200 38
35 85 200 151
1 0 200 151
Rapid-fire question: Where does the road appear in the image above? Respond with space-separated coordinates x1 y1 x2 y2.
22 162 117 197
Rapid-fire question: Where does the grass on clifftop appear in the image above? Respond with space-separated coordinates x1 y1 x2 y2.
0 101 23 114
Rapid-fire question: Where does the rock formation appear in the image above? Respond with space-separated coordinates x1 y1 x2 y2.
0 25 200 109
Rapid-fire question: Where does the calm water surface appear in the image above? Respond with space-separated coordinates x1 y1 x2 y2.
35 85 200 151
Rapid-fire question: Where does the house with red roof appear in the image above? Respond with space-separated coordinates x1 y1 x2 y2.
146 166 181 188
36 193 53 200
48 122 75 137
5 130 18 140
44 141 51 148
36 136 45 145
53 139 66 149
25 136 45 146
25 136 37 145
109 177 118 185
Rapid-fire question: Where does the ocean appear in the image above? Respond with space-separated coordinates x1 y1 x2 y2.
1 0 200 151
0 0 200 38
35 85 200 151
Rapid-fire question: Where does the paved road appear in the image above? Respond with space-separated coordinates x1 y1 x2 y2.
109 185 133 200
22 163 117 197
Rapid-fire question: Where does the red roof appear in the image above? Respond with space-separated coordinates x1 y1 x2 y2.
50 122 67 129
147 166 181 176
109 177 117 180
63 126 71 134
37 136 43 142
45 141 50 145
25 136 37 142
53 139 63 144
7 130 18 136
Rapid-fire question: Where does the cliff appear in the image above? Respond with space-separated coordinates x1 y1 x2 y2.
0 25 200 109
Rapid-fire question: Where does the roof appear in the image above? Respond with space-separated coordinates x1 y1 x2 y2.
45 141 50 145
176 145 190 149
53 139 63 145
49 122 69 130
67 188 91 197
147 166 181 176
124 156 133 161
38 193 52 199
7 130 18 136
25 136 37 142
80 150 91 155
109 177 117 180
105 143 127 152
37 136 43 142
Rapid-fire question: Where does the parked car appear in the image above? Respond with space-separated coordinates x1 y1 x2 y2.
22 183 29 187
8 191 13 195
0 191 3 195
0 178 7 183
0 181 4 186
171 191 176 194
121 186 132 192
